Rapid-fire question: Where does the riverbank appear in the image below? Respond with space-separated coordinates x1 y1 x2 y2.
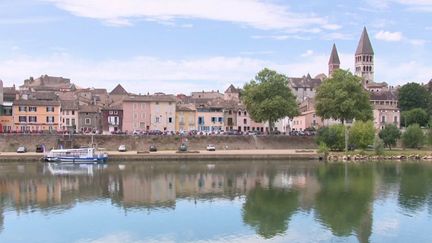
327 149 432 162
0 149 319 162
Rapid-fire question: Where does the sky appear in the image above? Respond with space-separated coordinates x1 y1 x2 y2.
0 0 431 94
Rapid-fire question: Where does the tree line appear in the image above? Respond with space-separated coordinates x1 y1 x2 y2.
242 68 432 151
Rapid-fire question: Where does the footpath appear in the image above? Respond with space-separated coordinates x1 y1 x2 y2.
0 149 319 162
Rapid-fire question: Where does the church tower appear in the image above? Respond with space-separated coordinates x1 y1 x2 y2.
328 43 340 77
355 27 374 87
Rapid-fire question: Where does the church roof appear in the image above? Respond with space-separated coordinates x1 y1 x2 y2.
225 84 240 93
356 27 374 55
289 74 322 88
328 43 340 65
110 84 128 95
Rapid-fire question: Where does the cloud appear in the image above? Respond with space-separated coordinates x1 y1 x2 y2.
301 50 314 57
45 0 337 32
251 35 311 41
1 51 429 95
375 30 403 41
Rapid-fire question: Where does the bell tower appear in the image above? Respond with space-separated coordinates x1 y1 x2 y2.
355 27 374 87
328 43 340 77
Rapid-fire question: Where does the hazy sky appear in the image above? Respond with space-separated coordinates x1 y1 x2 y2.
0 0 431 94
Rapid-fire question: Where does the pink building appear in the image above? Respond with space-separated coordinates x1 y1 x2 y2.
122 96 151 133
123 94 176 133
236 108 268 133
292 110 322 131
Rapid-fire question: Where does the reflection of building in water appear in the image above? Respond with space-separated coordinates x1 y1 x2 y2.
121 174 176 207
0 179 62 208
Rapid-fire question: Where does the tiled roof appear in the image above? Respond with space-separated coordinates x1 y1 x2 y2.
61 100 79 110
13 99 60 106
289 74 322 88
369 90 398 101
328 43 340 65
176 104 196 112
355 27 374 55
123 94 177 102
79 105 99 113
110 84 128 95
225 84 240 94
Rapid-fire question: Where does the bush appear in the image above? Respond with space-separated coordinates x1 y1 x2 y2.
401 108 429 127
374 137 385 155
349 121 375 150
316 125 345 151
402 124 425 149
378 124 401 150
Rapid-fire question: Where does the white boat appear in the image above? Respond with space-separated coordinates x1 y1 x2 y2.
43 147 108 163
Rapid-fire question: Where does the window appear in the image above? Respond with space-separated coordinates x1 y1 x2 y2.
394 116 398 123
238 111 241 116
72 111 75 115
168 117 173 123
46 116 55 123
19 116 27 122
19 106 27 112
85 118 91 125
114 111 118 115
243 118 247 125
29 106 37 112
381 116 386 123
29 116 37 122
218 117 223 123
198 117 204 125
71 119 76 126
155 117 160 123
156 102 159 105
66 118 70 126
109 111 113 115
46 106 54 112
211 117 216 123
66 110 69 115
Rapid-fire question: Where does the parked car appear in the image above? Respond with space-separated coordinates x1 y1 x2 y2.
178 143 188 152
149 145 157 152
35 144 44 153
206 144 216 151
16 146 27 153
118 144 127 152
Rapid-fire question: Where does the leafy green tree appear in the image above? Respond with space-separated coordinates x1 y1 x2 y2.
242 68 299 132
402 124 425 149
242 187 299 239
378 124 401 150
398 82 432 113
315 164 374 240
315 69 372 124
401 108 429 127
316 125 345 151
349 121 375 150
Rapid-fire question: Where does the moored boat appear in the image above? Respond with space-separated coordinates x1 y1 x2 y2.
43 147 108 163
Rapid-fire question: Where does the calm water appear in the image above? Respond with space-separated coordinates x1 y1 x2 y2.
0 161 432 243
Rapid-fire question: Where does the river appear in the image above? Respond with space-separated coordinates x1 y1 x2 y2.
0 161 431 243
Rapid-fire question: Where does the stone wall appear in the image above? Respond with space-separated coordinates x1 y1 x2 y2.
0 134 317 152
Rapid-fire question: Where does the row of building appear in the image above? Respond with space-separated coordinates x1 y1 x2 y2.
0 27 408 134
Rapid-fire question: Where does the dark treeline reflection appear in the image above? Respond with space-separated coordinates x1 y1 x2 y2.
1 161 432 240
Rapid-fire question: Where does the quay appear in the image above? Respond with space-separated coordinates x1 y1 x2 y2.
0 149 319 162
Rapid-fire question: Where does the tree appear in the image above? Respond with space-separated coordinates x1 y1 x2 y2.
315 69 372 124
402 124 425 149
378 124 401 150
401 108 429 127
349 121 375 150
242 68 299 132
398 83 431 113
316 125 345 151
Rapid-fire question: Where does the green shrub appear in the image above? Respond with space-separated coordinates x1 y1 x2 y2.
378 124 401 150
349 120 375 150
374 137 385 155
402 124 425 149
316 125 345 151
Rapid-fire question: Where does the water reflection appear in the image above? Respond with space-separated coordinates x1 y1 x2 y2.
0 161 432 242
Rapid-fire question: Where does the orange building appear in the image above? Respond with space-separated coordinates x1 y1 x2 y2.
12 99 61 132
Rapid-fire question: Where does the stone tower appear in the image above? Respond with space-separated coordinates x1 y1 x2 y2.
355 27 374 87
328 43 340 77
